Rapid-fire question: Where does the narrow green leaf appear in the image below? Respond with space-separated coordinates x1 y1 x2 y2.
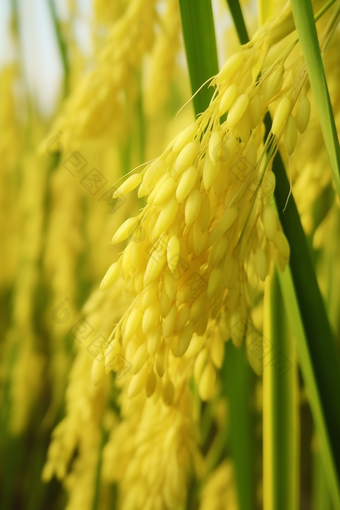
290 0 340 198
91 425 107 510
225 0 249 45
47 0 70 97
178 0 219 115
270 125 340 504
277 264 340 508
227 0 340 505
312 444 334 510
179 1 340 508
178 3 256 509
263 267 299 510
224 5 299 506
221 345 256 510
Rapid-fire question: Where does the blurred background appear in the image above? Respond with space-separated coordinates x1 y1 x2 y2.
0 1 339 509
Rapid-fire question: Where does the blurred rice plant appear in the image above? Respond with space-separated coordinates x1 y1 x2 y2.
0 0 340 509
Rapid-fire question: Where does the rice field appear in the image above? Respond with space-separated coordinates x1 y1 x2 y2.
0 0 340 509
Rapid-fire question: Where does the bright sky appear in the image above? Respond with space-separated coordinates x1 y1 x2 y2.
0 0 92 116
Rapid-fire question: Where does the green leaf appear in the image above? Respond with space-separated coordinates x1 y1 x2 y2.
277 264 340 508
47 0 70 97
312 445 334 510
263 267 299 510
91 423 109 510
178 2 256 509
270 124 340 502
221 345 257 510
225 0 249 45
229 0 340 505
290 0 340 198
224 5 299 506
178 0 219 115
179 1 340 508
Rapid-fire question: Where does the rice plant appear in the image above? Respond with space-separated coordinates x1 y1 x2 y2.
0 0 340 509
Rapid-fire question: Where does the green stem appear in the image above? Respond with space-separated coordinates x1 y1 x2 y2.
225 0 249 45
314 0 338 23
178 3 256 509
47 0 69 97
277 265 340 508
312 441 333 510
91 426 107 510
269 116 340 501
290 0 340 198
180 0 340 508
221 344 256 510
178 0 219 115
226 4 298 508
260 0 340 502
263 267 299 510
